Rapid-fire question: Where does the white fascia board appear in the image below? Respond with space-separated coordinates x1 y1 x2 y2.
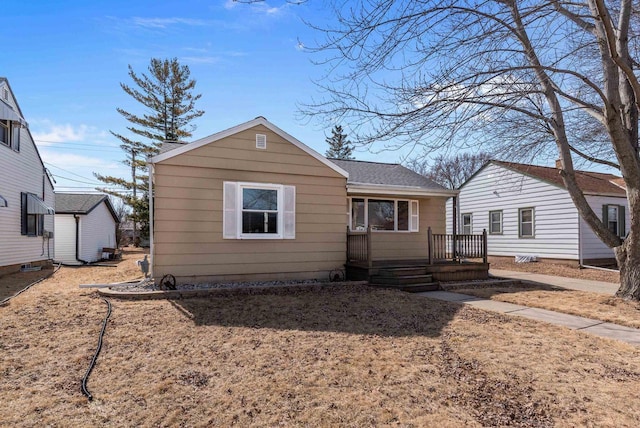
347 183 459 197
148 117 349 179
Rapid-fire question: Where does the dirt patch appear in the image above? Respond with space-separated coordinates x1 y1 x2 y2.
1 248 639 426
0 267 55 302
490 258 619 283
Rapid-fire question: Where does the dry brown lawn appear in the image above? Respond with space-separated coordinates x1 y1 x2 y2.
1 248 640 426
452 282 640 330
490 258 619 283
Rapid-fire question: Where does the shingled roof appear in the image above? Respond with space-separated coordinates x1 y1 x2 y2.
329 159 446 190
492 161 626 196
55 193 119 222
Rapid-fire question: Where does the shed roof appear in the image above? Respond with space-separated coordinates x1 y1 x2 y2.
491 161 626 196
55 193 119 222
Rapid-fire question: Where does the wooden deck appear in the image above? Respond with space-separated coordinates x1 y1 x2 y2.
346 226 490 284
346 259 490 283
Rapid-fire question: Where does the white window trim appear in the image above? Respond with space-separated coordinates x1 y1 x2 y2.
518 207 535 238
348 197 418 233
461 213 472 234
238 182 283 239
489 210 503 235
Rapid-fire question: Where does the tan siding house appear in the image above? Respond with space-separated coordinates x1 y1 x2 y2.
150 117 458 284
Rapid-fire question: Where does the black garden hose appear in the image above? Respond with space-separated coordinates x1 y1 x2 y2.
0 263 61 306
81 297 112 401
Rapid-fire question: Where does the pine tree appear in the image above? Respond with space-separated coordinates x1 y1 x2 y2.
95 58 204 243
325 125 355 160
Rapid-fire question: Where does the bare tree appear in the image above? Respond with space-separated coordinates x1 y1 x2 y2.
301 0 640 300
406 152 491 189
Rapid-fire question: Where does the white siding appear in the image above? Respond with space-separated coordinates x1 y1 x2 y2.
580 195 629 260
447 163 580 259
79 202 117 262
54 215 77 264
0 81 55 267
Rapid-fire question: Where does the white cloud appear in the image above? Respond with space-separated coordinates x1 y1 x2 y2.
130 17 210 29
30 121 109 146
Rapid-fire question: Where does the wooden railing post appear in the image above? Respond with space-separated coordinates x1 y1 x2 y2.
346 226 350 262
427 226 433 265
366 225 373 269
482 228 488 264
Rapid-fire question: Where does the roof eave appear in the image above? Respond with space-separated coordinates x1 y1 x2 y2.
347 183 458 197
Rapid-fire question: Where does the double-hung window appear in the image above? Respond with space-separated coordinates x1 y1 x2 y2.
489 210 502 234
0 119 20 151
461 213 472 234
603 204 626 237
21 192 46 237
518 207 534 238
223 181 296 240
349 198 418 232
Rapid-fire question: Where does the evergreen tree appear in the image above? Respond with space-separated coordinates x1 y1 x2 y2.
325 125 355 160
95 58 204 243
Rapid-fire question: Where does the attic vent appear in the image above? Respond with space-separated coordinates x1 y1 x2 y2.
2 88 7 101
256 134 267 149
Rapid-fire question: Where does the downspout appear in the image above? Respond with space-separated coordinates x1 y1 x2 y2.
578 214 583 268
74 215 90 264
149 163 154 279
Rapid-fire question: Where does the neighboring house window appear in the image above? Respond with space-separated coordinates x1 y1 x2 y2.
518 208 534 238
349 198 418 232
603 204 626 237
0 120 9 146
489 210 502 234
21 192 45 237
461 213 472 234
0 119 20 151
223 181 295 240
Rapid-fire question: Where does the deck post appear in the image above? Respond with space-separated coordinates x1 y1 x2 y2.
452 196 458 262
427 226 433 265
367 225 373 269
346 226 350 262
482 228 488 264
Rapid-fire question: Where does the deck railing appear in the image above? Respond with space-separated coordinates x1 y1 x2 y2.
346 226 372 268
428 227 488 264
347 226 488 267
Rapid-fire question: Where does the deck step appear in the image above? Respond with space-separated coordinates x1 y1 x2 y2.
375 266 428 277
370 274 433 285
371 282 440 293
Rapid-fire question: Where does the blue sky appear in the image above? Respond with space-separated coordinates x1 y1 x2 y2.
2 0 389 192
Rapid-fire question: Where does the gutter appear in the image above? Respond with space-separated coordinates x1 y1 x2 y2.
346 183 459 197
74 215 90 264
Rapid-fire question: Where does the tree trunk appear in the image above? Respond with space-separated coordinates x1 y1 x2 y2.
615 239 640 300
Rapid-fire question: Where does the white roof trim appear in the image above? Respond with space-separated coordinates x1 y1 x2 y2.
149 117 349 178
347 183 458 197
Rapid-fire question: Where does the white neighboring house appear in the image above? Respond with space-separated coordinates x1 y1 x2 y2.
447 160 628 265
0 77 55 274
54 193 119 264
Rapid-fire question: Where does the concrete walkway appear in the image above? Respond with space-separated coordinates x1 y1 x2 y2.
416 290 640 346
490 269 619 295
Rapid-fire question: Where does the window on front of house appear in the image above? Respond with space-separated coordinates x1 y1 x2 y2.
519 208 534 238
223 182 296 240
461 213 472 234
242 187 279 234
349 198 418 232
489 210 502 234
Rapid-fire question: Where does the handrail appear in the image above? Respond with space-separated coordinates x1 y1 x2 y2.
428 227 487 264
346 225 372 268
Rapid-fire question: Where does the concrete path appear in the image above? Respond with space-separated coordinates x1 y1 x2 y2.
417 290 640 346
490 269 619 295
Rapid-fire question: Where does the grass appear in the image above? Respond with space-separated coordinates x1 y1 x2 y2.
1 248 639 426
489 257 620 283
453 282 640 330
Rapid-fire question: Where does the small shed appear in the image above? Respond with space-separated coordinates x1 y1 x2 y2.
54 193 119 264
